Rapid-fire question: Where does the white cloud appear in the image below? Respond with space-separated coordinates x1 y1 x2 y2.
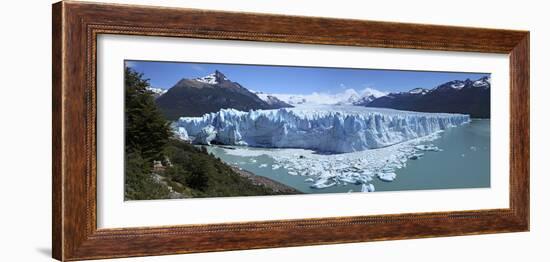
360 87 387 98
265 87 386 106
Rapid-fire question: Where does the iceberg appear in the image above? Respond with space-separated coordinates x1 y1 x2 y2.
174 105 470 153
361 183 375 192
378 172 397 182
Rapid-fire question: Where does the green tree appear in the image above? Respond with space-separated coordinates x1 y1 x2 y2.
183 154 211 191
125 67 171 162
124 67 172 200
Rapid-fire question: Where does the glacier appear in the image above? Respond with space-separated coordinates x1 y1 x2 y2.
174 105 470 154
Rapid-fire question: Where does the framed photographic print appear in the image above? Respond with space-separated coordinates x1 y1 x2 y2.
52 1 529 261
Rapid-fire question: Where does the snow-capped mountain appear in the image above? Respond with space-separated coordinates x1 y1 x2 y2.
146 87 167 98
408 88 429 95
174 105 469 153
155 70 292 120
257 87 386 106
254 92 293 108
473 77 491 88
362 76 491 118
433 76 490 91
194 70 229 85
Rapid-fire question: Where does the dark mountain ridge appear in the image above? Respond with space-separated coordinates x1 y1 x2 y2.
360 76 490 118
156 70 292 120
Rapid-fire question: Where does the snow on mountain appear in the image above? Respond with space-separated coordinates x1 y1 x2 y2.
157 70 290 120
194 70 229 84
174 105 469 153
147 87 167 97
359 87 387 98
473 76 490 88
260 87 386 106
434 77 491 91
408 88 429 95
254 92 293 108
364 76 491 118
451 82 465 89
335 89 361 105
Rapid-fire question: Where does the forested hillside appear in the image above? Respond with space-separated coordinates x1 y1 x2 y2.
124 67 295 200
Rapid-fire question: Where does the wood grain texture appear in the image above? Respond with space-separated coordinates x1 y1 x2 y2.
52 1 530 261
52 2 63 260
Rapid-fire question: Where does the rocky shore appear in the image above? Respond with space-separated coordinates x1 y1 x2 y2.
230 166 302 195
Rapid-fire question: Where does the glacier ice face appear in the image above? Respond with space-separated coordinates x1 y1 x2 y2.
174 105 470 153
175 126 190 141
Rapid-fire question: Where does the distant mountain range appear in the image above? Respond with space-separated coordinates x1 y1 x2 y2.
153 70 491 120
256 88 386 106
359 76 490 118
155 70 292 120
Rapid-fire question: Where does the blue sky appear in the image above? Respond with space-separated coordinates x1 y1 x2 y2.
126 60 489 95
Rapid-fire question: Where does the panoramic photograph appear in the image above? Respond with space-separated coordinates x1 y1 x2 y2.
124 60 491 200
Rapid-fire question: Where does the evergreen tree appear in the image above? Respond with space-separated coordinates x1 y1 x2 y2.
124 67 172 199
125 67 172 161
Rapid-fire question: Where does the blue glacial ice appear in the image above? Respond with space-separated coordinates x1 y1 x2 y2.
174 105 469 153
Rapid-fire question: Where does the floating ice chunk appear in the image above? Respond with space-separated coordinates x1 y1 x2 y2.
409 153 424 160
288 171 298 176
339 176 360 185
311 178 336 189
470 146 477 151
271 164 281 170
304 178 314 183
415 144 442 152
378 172 397 182
259 164 268 168
250 159 257 163
361 183 375 192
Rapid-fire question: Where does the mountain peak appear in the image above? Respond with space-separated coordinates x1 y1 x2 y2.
434 76 490 91
409 88 429 95
195 70 229 84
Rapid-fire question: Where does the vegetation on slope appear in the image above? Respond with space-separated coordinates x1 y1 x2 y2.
124 67 288 200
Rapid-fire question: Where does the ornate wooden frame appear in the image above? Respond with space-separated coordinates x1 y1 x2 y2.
52 1 530 261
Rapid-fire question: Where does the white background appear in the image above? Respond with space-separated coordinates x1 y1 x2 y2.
98 35 509 228
0 0 546 261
